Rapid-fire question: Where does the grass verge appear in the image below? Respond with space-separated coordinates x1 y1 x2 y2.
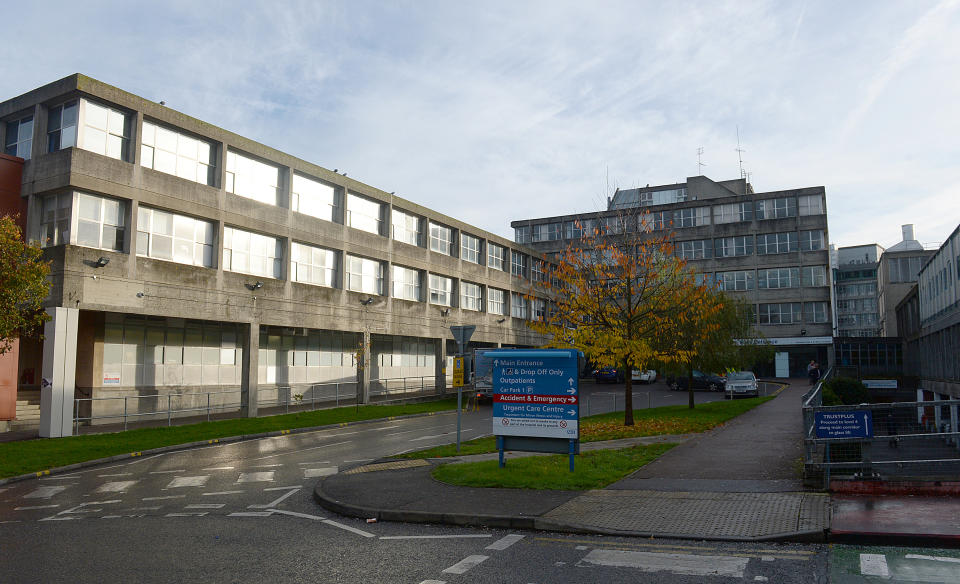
399 396 773 459
0 399 458 479
431 443 675 490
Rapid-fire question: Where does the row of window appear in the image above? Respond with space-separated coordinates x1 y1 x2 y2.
711 266 828 291
5 98 532 276
757 302 830 325
37 191 545 317
675 230 826 260
515 194 826 243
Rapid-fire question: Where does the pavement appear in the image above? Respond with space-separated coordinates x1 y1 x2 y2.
315 380 960 545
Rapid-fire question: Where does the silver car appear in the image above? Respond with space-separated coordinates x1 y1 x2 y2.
725 371 758 398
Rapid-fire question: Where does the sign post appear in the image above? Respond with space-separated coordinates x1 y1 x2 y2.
449 326 474 453
490 349 579 471
815 411 874 439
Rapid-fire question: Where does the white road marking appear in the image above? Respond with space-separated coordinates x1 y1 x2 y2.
761 556 775 562
0 520 22 524
249 487 301 508
130 506 162 511
303 467 338 478
442 555 489 575
143 495 186 501
381 535 493 541
252 464 283 468
418 581 446 584
251 439 353 460
39 516 80 521
410 434 449 441
236 472 275 483
24 485 68 499
486 534 525 550
376 425 401 431
102 515 122 519
297 461 331 465
166 512 208 517
186 504 225 509
343 459 373 463
39 474 81 480
321 519 376 538
386 429 427 437
202 466 235 471
167 476 210 488
860 554 890 578
96 481 138 493
263 485 303 491
150 469 187 474
202 490 244 496
579 549 748 578
98 473 132 477
755 577 769 582
905 554 960 564
269 509 325 520
15 505 60 511
229 511 273 517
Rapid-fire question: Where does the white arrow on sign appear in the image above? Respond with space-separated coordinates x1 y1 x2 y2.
864 413 869 430
568 378 574 386
567 388 576 394
494 360 499 367
567 409 576 416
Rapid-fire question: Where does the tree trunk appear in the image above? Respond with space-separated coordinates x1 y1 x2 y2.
687 365 695 409
624 358 634 426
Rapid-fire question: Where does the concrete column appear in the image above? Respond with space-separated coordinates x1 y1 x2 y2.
436 338 447 393
935 393 943 432
950 404 958 447
360 330 371 404
39 307 79 438
241 322 260 417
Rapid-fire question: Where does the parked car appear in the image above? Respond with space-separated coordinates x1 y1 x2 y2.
593 367 625 383
666 370 726 391
632 369 657 384
725 371 759 398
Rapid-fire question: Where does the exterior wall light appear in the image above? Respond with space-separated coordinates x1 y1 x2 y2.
440 308 450 316
360 297 374 306
246 281 264 290
95 257 110 267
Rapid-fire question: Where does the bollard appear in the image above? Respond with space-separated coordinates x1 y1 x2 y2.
168 394 172 426
124 396 128 431
207 392 211 422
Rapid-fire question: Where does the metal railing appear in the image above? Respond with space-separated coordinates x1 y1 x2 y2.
72 374 446 434
802 372 960 488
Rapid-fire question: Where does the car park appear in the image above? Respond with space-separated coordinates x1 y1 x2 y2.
666 370 726 391
724 371 758 398
632 369 657 384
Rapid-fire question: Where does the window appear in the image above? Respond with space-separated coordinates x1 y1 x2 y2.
488 288 506 315
531 298 546 320
392 265 421 301
37 193 72 247
802 266 827 287
226 151 280 205
292 174 339 222
565 218 596 239
345 193 384 235
488 243 506 270
716 270 754 291
514 225 531 243
758 302 802 324
461 233 481 263
391 209 421 246
799 230 825 251
291 242 338 287
713 202 752 224
345 254 383 294
798 194 825 216
222 227 282 278
757 267 800 289
756 232 798 255
75 192 125 251
47 100 78 152
4 115 33 159
429 222 453 255
429 274 453 306
511 293 528 319
804 302 829 323
601 216 626 234
137 207 214 267
677 239 712 260
644 211 671 231
79 100 131 160
141 121 215 185
532 223 561 242
461 282 482 311
714 236 753 257
511 251 528 278
673 206 711 228
531 259 547 283
756 197 797 219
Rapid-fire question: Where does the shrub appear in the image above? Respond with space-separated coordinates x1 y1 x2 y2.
821 385 842 406
825 376 870 405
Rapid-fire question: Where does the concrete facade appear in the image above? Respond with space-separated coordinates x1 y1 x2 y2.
0 74 550 435
835 244 883 337
510 176 833 378
877 225 935 337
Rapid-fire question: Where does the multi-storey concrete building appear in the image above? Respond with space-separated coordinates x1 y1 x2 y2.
510 176 832 378
0 74 549 436
834 244 883 337
877 225 934 336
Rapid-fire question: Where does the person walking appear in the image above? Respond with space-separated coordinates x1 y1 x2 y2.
807 360 819 385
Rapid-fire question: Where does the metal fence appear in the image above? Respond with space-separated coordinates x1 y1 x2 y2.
802 372 960 488
72 375 446 434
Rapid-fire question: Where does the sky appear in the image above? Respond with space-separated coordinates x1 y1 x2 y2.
4 0 959 249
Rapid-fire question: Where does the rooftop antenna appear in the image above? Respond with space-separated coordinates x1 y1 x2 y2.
736 126 746 179
697 147 706 175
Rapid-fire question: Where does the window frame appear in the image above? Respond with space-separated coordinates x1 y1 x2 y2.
428 273 453 306
4 115 33 159
137 206 214 267
460 233 481 263
222 226 283 279
429 222 454 255
290 241 339 288
460 281 482 311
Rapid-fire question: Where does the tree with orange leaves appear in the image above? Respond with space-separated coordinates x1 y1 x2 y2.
529 210 718 425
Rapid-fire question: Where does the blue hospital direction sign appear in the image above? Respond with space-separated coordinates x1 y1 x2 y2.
492 350 579 440
815 410 874 439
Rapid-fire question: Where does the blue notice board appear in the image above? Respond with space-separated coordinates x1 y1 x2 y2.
491 349 579 440
815 410 874 438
